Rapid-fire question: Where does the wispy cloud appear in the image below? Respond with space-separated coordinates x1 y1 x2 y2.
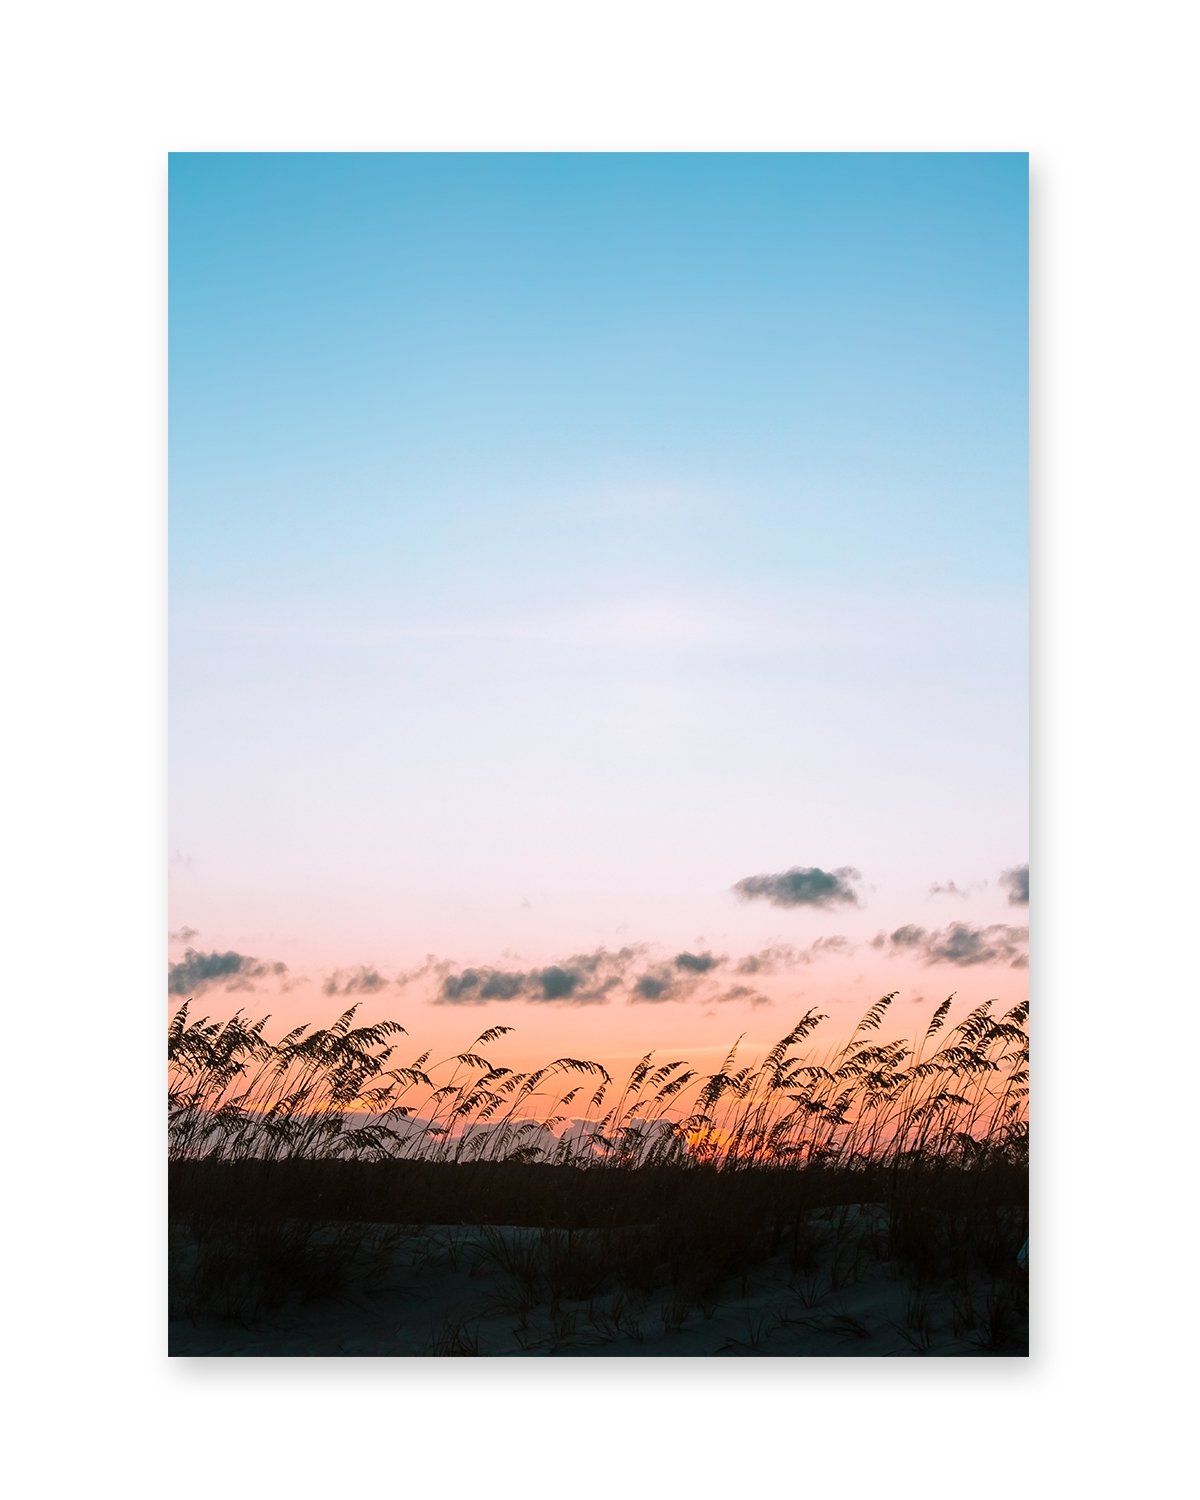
735 944 800 975
714 985 772 1008
735 936 852 974
195 593 758 657
322 966 388 997
733 866 862 910
168 926 199 944
167 947 289 997
871 922 1027 968
808 935 852 958
928 881 968 899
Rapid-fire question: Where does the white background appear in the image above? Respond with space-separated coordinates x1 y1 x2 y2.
3 2 1194 1494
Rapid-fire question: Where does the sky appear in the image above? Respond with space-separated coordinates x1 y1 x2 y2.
169 152 1028 1068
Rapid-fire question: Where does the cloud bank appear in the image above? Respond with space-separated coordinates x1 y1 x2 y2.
428 934 863 1010
167 947 289 997
871 922 1027 968
434 947 645 1007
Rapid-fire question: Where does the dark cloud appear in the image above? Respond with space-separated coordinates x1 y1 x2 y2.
436 944 728 1009
733 865 862 910
167 947 288 998
633 972 673 1002
871 922 1028 968
480 970 525 1000
168 926 198 944
888 924 928 949
434 947 642 1007
1000 864 1029 905
537 966 581 1000
927 925 1014 965
631 953 739 1006
673 950 721 973
322 966 388 997
438 969 493 1003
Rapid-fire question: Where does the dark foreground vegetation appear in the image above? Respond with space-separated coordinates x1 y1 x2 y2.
168 995 1028 1355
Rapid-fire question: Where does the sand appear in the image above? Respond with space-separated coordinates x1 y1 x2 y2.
168 1205 1027 1357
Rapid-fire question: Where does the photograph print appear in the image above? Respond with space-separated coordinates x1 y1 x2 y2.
168 152 1029 1357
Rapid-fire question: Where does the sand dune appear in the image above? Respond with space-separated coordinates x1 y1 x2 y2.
169 1206 1027 1357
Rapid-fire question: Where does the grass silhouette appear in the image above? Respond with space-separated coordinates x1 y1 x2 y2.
168 994 1028 1353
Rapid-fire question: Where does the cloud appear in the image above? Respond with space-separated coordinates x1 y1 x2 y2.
427 931 860 1010
433 945 732 1009
1000 864 1029 905
733 865 862 910
394 955 448 988
715 985 772 1008
631 953 751 1006
928 881 968 898
167 947 289 997
735 937 851 974
735 944 801 975
871 922 1028 968
809 935 852 958
632 972 674 1002
673 950 721 973
927 925 1024 966
322 966 388 997
480 970 527 1000
168 926 198 944
538 966 583 1000
881 924 927 950
434 947 643 1007
439 968 524 1005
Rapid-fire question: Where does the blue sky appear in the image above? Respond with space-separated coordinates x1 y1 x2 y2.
169 153 1027 1047
172 153 1026 603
